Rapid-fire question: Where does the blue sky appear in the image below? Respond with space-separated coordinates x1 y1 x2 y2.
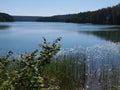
0 0 120 16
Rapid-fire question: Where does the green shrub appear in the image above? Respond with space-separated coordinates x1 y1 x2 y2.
0 37 62 90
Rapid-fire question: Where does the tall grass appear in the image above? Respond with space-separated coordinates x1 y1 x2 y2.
1 38 120 90
42 49 86 90
42 44 120 90
85 44 120 90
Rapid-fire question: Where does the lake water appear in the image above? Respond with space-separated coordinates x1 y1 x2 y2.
0 22 120 89
0 22 120 55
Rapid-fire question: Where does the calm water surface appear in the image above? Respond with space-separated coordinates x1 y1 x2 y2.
1 22 120 89
0 22 120 55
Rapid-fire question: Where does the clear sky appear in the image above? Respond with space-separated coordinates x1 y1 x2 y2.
0 0 120 16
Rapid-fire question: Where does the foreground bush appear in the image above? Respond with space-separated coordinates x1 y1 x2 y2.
0 37 61 90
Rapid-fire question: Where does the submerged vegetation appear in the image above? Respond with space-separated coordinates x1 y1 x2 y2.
0 37 120 90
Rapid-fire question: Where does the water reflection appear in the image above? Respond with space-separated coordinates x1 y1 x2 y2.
0 22 120 55
78 25 120 43
0 25 10 30
101 26 120 30
81 31 120 42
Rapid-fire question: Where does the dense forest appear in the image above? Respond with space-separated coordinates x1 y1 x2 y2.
0 12 13 22
37 3 120 25
1 3 120 24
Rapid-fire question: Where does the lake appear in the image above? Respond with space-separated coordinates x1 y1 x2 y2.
0 22 120 55
0 22 120 89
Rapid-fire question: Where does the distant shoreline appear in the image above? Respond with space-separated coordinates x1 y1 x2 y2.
1 3 120 25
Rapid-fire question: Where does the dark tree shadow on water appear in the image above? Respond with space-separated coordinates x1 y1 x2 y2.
79 26 120 43
0 25 10 30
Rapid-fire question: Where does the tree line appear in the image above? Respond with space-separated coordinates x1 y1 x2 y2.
37 3 120 25
0 3 120 24
0 12 13 22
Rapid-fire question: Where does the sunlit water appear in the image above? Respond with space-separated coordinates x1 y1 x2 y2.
0 22 120 89
0 22 120 55
58 44 120 90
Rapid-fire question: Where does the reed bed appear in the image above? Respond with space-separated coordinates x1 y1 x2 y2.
42 44 120 90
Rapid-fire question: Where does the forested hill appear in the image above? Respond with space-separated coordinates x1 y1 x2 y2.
0 12 13 22
37 3 120 25
13 16 40 21
1 3 119 24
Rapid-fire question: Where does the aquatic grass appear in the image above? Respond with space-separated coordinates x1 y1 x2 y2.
85 44 120 90
42 48 86 90
42 44 120 90
1 38 120 90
